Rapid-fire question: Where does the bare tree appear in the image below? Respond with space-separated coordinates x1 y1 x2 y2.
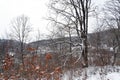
10 15 31 64
48 0 92 67
104 0 120 65
34 29 43 54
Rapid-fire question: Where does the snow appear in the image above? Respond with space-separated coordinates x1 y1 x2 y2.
62 66 120 80
1 66 120 80
106 72 120 80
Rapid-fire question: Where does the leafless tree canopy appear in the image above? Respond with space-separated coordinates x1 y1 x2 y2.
48 0 92 67
11 15 31 43
10 15 32 65
103 0 120 65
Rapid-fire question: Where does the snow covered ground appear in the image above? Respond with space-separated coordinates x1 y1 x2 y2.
61 66 120 80
0 66 119 80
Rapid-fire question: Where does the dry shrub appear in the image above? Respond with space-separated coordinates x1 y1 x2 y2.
1 52 63 80
27 47 36 51
45 53 52 60
89 49 113 66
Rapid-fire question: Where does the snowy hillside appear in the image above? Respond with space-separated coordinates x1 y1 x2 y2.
61 66 120 80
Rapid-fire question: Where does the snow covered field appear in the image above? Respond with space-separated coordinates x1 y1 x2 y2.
61 66 120 80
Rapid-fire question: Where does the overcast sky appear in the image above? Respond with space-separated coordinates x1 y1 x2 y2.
0 0 107 39
0 0 49 39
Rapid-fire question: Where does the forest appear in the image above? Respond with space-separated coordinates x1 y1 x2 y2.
0 0 120 80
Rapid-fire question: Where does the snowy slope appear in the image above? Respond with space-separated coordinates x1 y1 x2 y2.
62 66 120 80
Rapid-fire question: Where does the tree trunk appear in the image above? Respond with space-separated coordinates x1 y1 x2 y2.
82 36 88 67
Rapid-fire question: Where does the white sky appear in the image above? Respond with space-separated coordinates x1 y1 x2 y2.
0 0 49 39
0 0 107 40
